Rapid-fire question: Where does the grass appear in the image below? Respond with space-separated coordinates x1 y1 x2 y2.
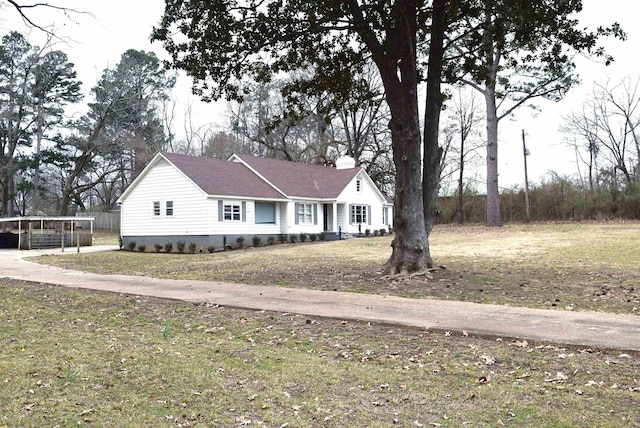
3 222 640 426
34 222 640 314
1 280 638 427
91 230 120 246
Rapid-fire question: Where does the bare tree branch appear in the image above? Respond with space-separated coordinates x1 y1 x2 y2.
5 1 88 38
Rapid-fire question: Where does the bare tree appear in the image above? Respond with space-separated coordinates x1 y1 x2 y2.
228 79 332 162
439 87 484 223
175 100 216 156
452 88 483 223
564 77 640 188
563 111 601 192
203 131 242 160
329 61 394 193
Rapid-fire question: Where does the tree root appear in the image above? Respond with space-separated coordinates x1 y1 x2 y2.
380 266 446 281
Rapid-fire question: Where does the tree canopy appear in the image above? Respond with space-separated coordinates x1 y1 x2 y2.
153 0 439 273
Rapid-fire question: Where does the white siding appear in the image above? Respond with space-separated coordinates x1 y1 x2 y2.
206 200 284 236
279 202 288 232
285 201 324 235
120 159 209 236
337 173 390 234
336 204 346 231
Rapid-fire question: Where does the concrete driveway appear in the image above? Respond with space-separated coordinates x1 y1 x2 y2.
1 246 638 351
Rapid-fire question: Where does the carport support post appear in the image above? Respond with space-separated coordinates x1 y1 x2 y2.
28 222 32 250
61 221 65 253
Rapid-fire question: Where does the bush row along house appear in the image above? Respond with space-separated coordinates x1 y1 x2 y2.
117 152 393 249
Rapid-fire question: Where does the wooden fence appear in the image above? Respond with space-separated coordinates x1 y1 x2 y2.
76 212 120 232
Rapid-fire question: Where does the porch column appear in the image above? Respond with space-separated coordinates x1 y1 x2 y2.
332 202 337 233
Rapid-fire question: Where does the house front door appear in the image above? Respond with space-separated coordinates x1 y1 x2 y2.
323 204 329 231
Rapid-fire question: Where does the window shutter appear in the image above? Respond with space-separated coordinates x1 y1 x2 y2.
241 201 247 222
218 200 223 221
349 204 353 224
313 204 318 225
295 203 300 225
368 205 371 225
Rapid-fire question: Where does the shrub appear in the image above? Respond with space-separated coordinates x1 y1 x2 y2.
118 235 123 249
299 233 307 242
373 230 379 237
267 236 275 245
236 236 245 248
289 234 297 243
278 234 287 244
177 241 186 253
319 232 326 241
309 233 317 242
137 244 146 252
164 242 173 253
365 229 371 237
128 241 136 251
153 243 163 252
207 246 215 253
223 236 228 250
379 228 386 236
188 242 197 254
252 236 262 247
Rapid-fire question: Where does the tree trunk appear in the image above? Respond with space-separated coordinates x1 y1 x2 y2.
423 0 447 236
32 102 43 215
383 99 432 273
457 136 465 224
362 0 431 274
0 152 12 231
588 139 595 192
59 193 71 216
1 162 16 220
485 87 501 226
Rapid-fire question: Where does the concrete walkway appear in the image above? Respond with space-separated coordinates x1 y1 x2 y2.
1 246 638 351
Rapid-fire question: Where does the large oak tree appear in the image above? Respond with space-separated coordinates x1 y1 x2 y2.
152 0 443 274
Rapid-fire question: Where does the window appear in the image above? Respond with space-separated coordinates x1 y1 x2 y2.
255 202 276 224
224 203 241 221
218 200 246 222
153 201 160 216
356 176 362 192
350 204 368 224
296 203 314 225
166 201 174 216
382 207 389 225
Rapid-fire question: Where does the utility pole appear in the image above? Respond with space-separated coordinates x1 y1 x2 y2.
522 129 531 222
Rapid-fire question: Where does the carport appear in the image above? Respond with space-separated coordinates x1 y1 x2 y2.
0 216 95 250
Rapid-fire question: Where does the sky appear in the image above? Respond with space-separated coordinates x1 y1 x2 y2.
0 0 636 190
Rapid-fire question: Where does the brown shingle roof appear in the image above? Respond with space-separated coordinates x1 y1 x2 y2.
234 154 361 199
162 153 285 199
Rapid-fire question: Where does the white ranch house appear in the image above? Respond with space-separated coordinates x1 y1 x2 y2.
117 152 393 249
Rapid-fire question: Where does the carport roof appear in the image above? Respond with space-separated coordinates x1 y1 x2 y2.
0 216 95 223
